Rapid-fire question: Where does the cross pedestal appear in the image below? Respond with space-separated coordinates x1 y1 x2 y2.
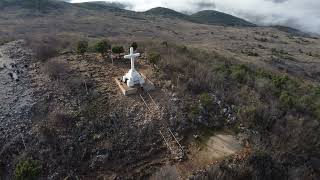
122 47 145 87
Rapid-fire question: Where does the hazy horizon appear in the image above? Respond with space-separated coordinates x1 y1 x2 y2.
70 0 320 34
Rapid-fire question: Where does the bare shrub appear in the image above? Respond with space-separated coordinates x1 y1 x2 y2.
34 45 59 62
38 124 58 143
36 108 76 144
65 76 94 95
52 113 73 129
41 109 75 130
25 35 70 62
43 60 69 80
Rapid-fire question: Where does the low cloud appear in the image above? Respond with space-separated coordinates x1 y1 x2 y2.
71 0 320 34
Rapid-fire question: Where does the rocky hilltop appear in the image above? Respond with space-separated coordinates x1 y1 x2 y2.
0 0 319 179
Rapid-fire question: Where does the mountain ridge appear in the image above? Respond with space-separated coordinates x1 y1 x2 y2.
191 10 256 27
0 0 317 36
0 1 256 27
144 7 256 27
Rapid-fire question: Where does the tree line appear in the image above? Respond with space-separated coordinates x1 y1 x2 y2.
76 40 138 58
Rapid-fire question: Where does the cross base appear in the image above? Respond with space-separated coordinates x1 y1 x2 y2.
122 69 145 87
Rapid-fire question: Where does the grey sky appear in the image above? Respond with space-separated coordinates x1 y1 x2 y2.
71 0 320 34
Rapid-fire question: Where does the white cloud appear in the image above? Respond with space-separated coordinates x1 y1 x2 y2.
71 0 320 33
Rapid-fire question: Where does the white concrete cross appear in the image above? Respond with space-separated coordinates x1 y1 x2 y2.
124 47 140 71
122 47 145 87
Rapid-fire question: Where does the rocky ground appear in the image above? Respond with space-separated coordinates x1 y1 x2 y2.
0 40 35 147
0 40 248 179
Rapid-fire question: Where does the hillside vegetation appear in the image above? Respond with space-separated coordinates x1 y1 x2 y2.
149 42 320 179
191 10 256 27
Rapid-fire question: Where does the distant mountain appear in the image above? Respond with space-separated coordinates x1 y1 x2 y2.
144 7 256 27
0 1 256 27
0 0 70 10
272 25 316 38
2 0 317 35
144 7 195 22
73 1 128 12
191 10 256 27
73 1 122 12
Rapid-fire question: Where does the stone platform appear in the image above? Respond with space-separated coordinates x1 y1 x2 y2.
114 74 155 96
114 77 138 96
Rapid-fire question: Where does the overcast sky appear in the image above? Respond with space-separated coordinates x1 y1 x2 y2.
71 0 320 34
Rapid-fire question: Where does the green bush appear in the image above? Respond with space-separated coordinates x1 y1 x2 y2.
215 64 231 74
112 46 124 56
279 91 294 109
240 105 273 130
254 77 273 96
76 40 88 55
271 48 295 60
247 51 259 57
131 42 138 51
298 94 311 106
295 86 320 118
255 37 268 42
148 52 161 65
188 105 200 120
200 92 213 108
177 45 188 53
241 50 259 56
14 159 41 180
271 75 289 90
230 65 250 83
94 40 111 56
239 106 258 129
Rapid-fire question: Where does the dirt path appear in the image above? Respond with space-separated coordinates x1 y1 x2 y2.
176 133 243 178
